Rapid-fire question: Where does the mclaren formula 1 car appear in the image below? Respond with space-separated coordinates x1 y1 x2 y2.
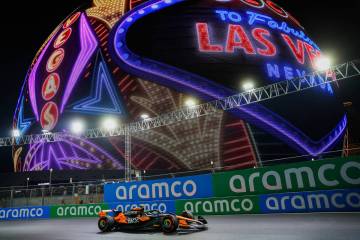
98 207 207 233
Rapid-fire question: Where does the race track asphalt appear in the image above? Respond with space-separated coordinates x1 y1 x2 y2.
0 213 359 240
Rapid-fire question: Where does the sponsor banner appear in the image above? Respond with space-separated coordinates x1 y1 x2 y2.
213 157 360 197
104 174 213 202
0 206 50 221
175 196 260 215
259 189 360 213
50 204 109 218
109 200 176 214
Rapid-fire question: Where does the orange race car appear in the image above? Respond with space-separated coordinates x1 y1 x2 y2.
98 207 207 233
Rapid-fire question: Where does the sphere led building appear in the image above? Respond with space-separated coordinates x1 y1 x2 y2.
12 0 346 173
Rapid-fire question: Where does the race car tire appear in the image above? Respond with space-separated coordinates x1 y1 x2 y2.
98 216 114 232
161 215 179 233
180 211 194 220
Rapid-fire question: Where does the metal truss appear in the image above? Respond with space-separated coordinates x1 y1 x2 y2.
1 59 359 147
124 130 132 181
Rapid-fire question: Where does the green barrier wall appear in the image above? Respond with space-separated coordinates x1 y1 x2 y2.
213 156 360 197
1 157 360 221
50 203 109 218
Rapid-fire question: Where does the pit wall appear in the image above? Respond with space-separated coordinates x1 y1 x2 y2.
1 156 359 220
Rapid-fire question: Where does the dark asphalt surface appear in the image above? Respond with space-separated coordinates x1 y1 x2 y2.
0 213 359 240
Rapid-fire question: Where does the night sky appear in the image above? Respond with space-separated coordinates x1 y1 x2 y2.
0 0 359 172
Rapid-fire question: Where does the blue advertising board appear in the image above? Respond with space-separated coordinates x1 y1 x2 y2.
108 200 176 214
104 174 213 203
0 206 50 221
259 189 360 213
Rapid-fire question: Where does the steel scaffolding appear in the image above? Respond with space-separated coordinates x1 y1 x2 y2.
1 59 360 180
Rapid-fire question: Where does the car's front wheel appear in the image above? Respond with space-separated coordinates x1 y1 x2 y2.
161 215 179 233
98 216 114 232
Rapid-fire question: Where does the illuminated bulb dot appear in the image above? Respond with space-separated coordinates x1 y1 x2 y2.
185 98 197 108
151 4 159 9
123 53 129 59
141 113 150 120
165 0 172 3
138 10 145 14
116 42 123 48
126 17 133 22
118 28 125 34
314 56 331 71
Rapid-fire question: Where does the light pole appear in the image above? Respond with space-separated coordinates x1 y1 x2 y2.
26 177 30 206
49 168 53 199
49 168 53 186
124 130 132 182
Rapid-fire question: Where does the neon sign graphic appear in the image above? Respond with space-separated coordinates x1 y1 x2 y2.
264 0 287 18
197 10 322 67
63 12 81 29
28 30 58 121
239 0 264 8
40 101 59 131
265 62 333 94
112 0 346 156
41 73 60 101
197 23 276 57
54 28 72 48
23 135 123 171
17 97 33 135
60 13 98 113
46 48 65 73
196 22 321 65
196 23 223 52
28 12 98 131
215 10 318 50
216 0 302 28
71 52 125 115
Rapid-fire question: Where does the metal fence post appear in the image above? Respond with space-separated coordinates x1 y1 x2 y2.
10 188 14 207
41 187 45 206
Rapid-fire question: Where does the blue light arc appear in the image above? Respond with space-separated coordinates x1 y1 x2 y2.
110 0 346 156
71 51 126 115
17 97 34 135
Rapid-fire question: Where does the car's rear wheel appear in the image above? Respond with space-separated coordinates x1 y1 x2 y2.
161 215 178 233
98 216 114 232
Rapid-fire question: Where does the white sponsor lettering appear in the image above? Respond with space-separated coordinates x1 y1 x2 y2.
184 198 254 214
56 205 103 217
318 164 339 186
0 207 45 220
264 191 360 211
115 179 198 200
115 203 167 213
262 171 282 191
229 161 360 194
341 162 360 185
230 175 246 193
